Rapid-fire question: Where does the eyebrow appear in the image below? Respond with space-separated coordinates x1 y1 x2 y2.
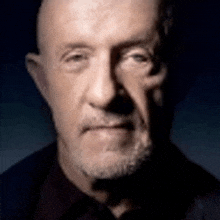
115 31 157 48
116 38 153 49
57 35 155 57
113 41 151 56
112 37 157 59
57 42 91 52
58 43 92 51
57 43 94 61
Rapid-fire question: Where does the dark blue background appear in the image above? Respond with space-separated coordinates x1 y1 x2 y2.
0 0 220 178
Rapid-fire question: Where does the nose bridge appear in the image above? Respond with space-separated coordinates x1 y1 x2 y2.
86 51 117 108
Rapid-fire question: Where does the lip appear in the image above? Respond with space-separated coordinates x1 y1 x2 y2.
84 122 134 133
85 126 133 140
82 122 134 150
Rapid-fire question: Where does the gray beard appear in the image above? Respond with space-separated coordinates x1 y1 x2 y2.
73 131 152 179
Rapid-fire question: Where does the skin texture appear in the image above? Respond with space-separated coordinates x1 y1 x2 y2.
26 0 167 188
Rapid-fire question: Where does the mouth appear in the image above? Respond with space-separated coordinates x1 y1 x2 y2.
83 121 134 133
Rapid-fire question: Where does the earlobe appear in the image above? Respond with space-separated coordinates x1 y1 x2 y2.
25 53 50 104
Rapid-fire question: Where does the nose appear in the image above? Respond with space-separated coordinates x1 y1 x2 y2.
86 55 118 109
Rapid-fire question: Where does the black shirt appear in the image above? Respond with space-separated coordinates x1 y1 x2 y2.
33 160 117 220
2 142 220 219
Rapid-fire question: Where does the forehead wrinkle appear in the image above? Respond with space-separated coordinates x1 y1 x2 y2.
37 0 161 54
71 0 159 33
37 0 81 53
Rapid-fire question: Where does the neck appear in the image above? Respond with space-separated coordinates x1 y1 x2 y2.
58 149 137 218
57 139 174 218
57 142 145 218
58 148 106 202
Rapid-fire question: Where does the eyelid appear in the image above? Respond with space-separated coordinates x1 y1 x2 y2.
122 47 150 58
65 52 88 62
61 48 91 61
60 49 92 72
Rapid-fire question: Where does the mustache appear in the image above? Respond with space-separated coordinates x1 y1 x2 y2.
79 113 136 133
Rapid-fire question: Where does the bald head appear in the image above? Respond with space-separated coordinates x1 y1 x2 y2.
35 0 173 54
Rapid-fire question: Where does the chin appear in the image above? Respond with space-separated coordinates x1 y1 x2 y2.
75 135 153 180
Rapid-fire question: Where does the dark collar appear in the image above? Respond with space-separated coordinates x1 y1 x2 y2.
33 159 88 219
33 141 188 219
2 142 219 220
33 156 117 220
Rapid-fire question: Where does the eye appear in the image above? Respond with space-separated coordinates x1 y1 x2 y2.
65 53 87 63
121 49 150 68
131 54 148 63
117 48 153 76
63 51 89 72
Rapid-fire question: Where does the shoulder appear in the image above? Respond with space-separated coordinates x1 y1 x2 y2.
184 161 220 219
158 144 220 219
184 186 220 219
0 142 57 220
177 150 220 219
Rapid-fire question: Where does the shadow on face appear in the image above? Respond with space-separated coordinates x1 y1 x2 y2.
26 0 173 180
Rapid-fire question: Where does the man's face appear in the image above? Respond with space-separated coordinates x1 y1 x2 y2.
31 0 167 179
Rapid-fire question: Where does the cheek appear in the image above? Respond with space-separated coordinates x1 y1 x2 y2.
119 72 149 125
45 70 85 133
142 64 167 106
47 69 81 108
118 65 167 124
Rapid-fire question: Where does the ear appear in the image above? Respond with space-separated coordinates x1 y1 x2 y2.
25 53 50 104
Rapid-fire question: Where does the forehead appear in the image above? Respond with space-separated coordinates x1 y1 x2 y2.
38 0 161 53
